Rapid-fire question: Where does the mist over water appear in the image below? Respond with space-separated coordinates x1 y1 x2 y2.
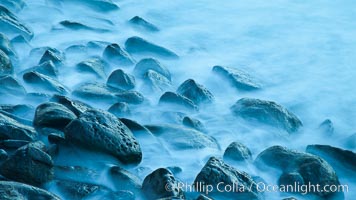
2 0 356 199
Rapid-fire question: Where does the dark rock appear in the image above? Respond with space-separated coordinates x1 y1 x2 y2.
54 165 99 183
255 146 343 199
0 110 32 126
344 133 356 149
212 65 261 90
77 57 108 79
129 16 159 32
0 75 26 96
0 143 54 185
160 111 186 124
125 36 179 59
0 0 26 12
0 181 60 200
55 179 99 200
116 90 145 105
73 82 122 102
23 71 68 94
0 49 12 75
0 139 29 150
107 69 135 90
318 119 334 136
51 94 92 116
108 102 131 117
34 102 77 130
59 20 109 32
282 198 298 200
142 168 185 200
0 112 37 141
134 58 171 80
0 6 33 40
0 104 33 117
63 0 119 13
103 43 134 66
194 157 260 199
64 109 142 165
177 79 214 105
167 166 183 175
0 149 8 161
278 172 304 186
0 33 17 60
24 61 58 78
306 144 356 174
39 48 64 66
223 141 252 163
146 125 218 150
159 92 198 111
109 166 141 191
182 116 206 132
196 194 213 200
231 98 302 133
143 69 172 92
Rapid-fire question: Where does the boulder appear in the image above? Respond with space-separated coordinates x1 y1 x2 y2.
231 98 302 133
0 112 37 141
64 109 142 165
103 43 134 66
0 104 32 116
23 71 68 94
194 157 261 199
34 102 77 130
54 179 99 200
255 146 343 199
212 65 261 90
51 95 92 116
125 36 178 59
159 92 198 111
143 69 172 92
129 16 159 32
108 102 131 117
177 79 214 105
0 33 17 60
142 168 185 199
0 49 12 75
0 181 60 200
134 58 171 80
107 69 135 90
39 48 64 66
196 194 213 200
0 6 33 40
116 91 144 105
109 166 141 191
0 75 26 96
59 20 109 32
24 61 58 78
72 82 119 102
0 143 54 185
223 141 252 163
0 0 26 12
77 57 108 79
182 116 206 132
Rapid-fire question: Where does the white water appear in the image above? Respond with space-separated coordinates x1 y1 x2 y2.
7 0 356 199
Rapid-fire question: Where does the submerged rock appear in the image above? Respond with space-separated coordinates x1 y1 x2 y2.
0 33 17 60
103 43 134 66
0 75 26 96
125 36 179 59
77 57 108 79
34 102 77 130
231 98 302 133
108 102 131 117
50 95 92 116
63 0 119 12
0 0 26 12
159 92 198 111
177 79 214 106
212 65 261 91
73 82 121 102
0 104 33 117
318 119 334 136
23 71 68 94
23 61 58 78
39 48 64 67
0 143 54 185
255 146 343 199
55 179 100 200
0 181 60 200
0 49 12 75
0 112 37 141
182 116 206 132
59 20 109 32
223 141 252 163
129 16 159 32
0 6 33 40
143 69 172 92
107 69 135 90
64 109 142 165
142 168 185 199
194 157 261 199
134 58 171 80
109 166 142 192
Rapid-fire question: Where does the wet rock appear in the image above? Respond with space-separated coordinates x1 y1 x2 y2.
0 110 32 126
63 0 119 13
39 48 64 67
0 75 26 96
116 90 145 105
129 16 159 32
0 112 37 141
77 57 108 79
231 98 302 133
109 166 141 191
23 71 68 94
196 194 213 200
51 94 92 116
161 111 186 124
0 104 32 118
194 157 261 199
0 0 26 12
119 118 152 136
134 58 171 80
0 6 33 40
0 33 17 60
223 141 252 163
306 144 356 174
344 133 356 149
0 49 12 75
146 125 218 150
255 146 343 199
23 61 58 78
64 109 142 165
59 20 109 32
182 116 206 132
212 65 261 91
0 143 54 185
0 149 7 161
34 102 77 130
0 181 60 200
107 69 135 90
142 168 185 200
318 119 334 136
73 82 122 102
125 36 179 59
177 79 214 106
103 43 134 66
278 172 304 186
159 92 198 111
0 140 29 151
55 179 99 200
143 69 172 92
108 102 131 117
54 165 100 183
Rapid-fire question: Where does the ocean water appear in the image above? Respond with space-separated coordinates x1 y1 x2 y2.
4 0 356 199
